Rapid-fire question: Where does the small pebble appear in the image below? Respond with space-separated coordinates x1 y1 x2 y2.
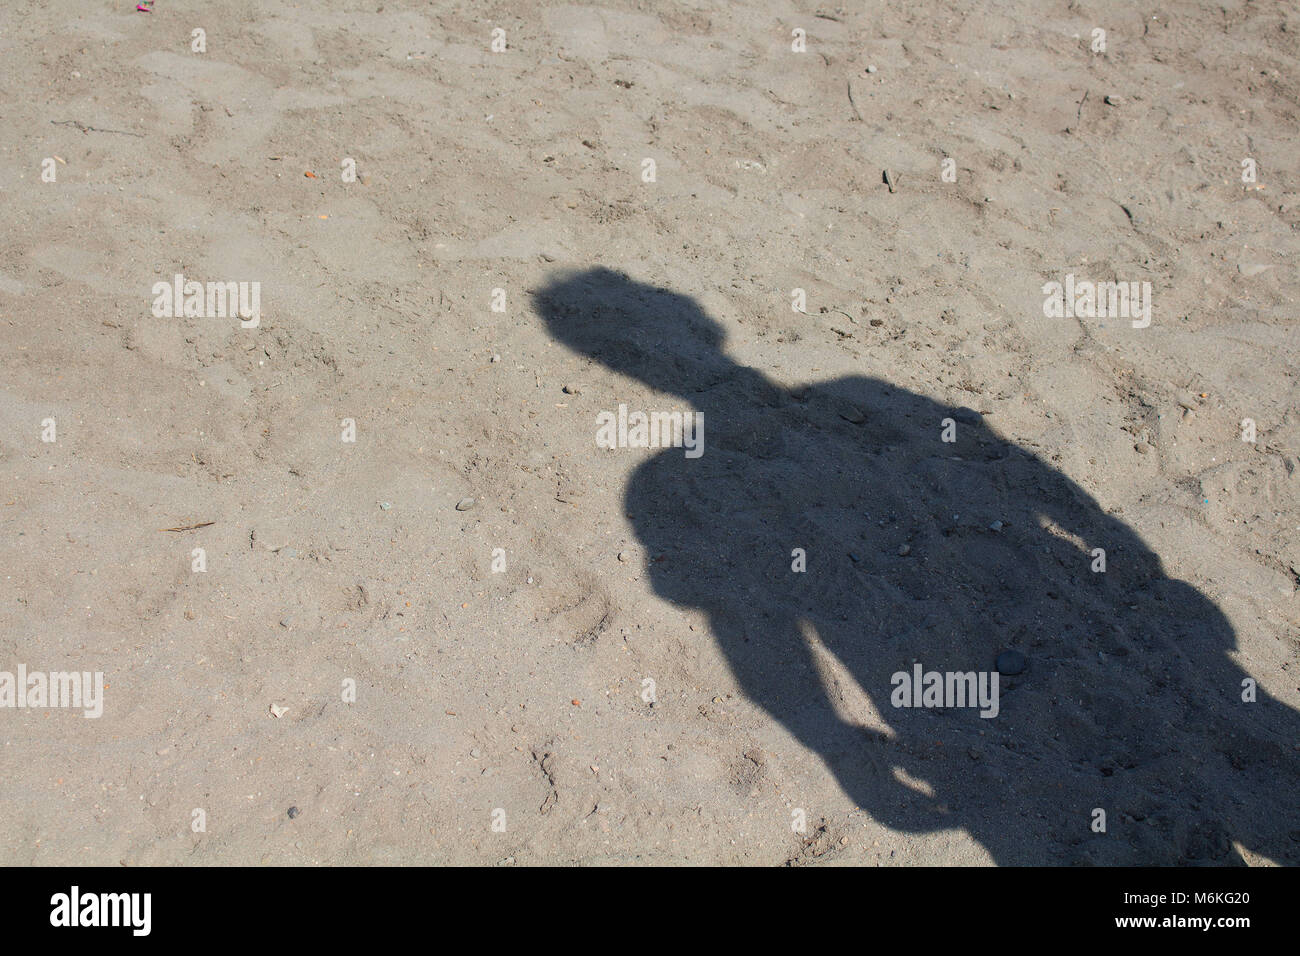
490 354 501 363
1135 441 1152 454
996 649 1027 675
866 64 877 73
379 501 391 511
897 543 911 556
989 520 1003 532
562 384 582 395
455 497 476 511
617 550 629 562
287 806 300 819
1104 94 1123 106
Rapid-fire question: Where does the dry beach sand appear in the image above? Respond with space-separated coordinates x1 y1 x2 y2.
0 0 1298 865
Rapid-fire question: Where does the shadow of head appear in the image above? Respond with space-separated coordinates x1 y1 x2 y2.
531 267 732 396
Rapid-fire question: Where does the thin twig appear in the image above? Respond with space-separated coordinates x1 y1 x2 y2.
846 79 862 121
51 119 144 138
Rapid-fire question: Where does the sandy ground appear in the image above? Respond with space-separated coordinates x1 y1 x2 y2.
1 0 1298 865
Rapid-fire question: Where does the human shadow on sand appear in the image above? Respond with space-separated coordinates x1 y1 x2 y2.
534 268 1299 865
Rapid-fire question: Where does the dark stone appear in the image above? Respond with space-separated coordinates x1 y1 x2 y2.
996 649 1027 675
